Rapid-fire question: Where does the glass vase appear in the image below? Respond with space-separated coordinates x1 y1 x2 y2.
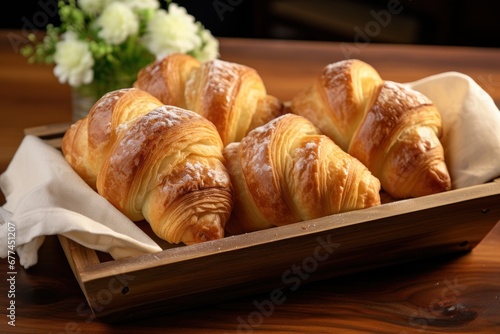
70 71 141 122
71 86 97 122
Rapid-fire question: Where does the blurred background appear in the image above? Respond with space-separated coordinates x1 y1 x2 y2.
2 0 500 48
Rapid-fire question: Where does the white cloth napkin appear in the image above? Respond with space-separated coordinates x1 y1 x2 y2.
0 135 162 269
406 71 500 189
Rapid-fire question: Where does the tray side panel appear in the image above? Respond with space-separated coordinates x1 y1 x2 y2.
79 193 500 322
58 235 101 312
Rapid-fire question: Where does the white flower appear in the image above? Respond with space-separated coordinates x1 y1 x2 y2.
53 32 94 87
25 0 220 91
194 29 220 62
96 2 139 45
144 3 201 59
79 0 112 15
121 0 159 11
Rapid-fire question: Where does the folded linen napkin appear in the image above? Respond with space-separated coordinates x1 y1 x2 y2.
1 72 499 269
406 71 500 189
0 135 162 269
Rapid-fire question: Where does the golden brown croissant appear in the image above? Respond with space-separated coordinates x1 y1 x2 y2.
134 53 284 145
62 88 233 245
222 113 381 235
289 59 451 199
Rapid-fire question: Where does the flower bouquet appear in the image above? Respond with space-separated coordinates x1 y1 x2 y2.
21 0 219 120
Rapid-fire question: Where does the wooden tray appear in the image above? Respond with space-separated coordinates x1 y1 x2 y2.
25 124 500 323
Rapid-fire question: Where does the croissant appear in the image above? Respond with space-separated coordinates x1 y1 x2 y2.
62 88 233 245
289 59 451 199
222 113 381 235
134 53 284 145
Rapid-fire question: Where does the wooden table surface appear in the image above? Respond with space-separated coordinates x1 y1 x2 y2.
1 29 500 333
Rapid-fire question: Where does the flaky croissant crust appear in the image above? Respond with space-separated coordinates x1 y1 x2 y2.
290 59 451 199
62 88 233 245
134 53 284 146
223 113 381 235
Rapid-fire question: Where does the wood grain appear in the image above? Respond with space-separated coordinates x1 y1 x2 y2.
1 29 500 333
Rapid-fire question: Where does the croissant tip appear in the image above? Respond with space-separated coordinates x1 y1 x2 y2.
428 162 452 193
182 215 225 245
403 162 452 198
